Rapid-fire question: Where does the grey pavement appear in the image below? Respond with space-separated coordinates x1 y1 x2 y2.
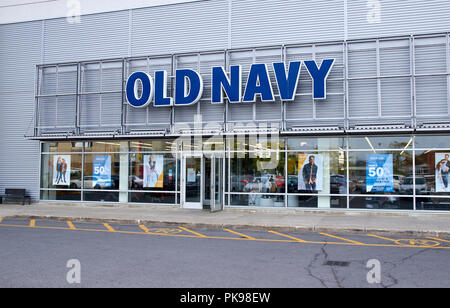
0 219 449 288
1 202 450 237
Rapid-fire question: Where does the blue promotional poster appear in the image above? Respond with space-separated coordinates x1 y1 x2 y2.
92 155 112 188
366 154 394 193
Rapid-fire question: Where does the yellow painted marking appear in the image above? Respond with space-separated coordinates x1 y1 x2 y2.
320 233 364 245
428 237 450 243
178 227 207 238
394 239 440 247
139 225 150 233
67 221 76 230
29 220 35 227
103 223 115 232
148 228 182 234
224 228 255 240
0 222 449 250
367 234 398 242
268 230 306 242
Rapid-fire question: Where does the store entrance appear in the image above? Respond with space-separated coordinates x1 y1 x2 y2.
181 154 224 211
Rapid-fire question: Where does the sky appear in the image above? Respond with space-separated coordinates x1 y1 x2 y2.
0 0 200 24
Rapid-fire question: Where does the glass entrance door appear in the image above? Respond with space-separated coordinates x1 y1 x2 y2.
182 155 203 209
210 155 224 212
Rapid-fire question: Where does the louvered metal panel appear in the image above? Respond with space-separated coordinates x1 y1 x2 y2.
348 79 378 118
379 39 410 76
348 0 450 40
415 76 447 116
174 55 200 123
231 0 344 48
380 77 411 117
227 49 254 122
199 53 226 123
131 0 228 56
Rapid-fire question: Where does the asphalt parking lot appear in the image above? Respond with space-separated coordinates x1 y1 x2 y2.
0 218 449 288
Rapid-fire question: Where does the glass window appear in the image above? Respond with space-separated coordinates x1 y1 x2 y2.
42 142 83 153
130 140 176 152
415 150 450 197
230 194 285 207
84 141 121 153
129 192 176 204
228 136 285 152
349 196 413 210
415 135 450 150
83 154 120 190
129 153 176 191
416 197 450 211
230 153 285 207
40 190 81 201
287 151 346 194
41 154 82 189
349 136 413 150
286 195 347 209
287 137 345 151
349 151 413 197
230 153 285 193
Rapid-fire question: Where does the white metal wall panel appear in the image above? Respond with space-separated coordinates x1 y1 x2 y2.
0 21 41 200
131 0 228 56
0 22 41 94
348 0 450 40
231 0 344 48
44 11 129 63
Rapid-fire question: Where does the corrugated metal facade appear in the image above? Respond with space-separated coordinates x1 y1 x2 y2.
1 0 450 201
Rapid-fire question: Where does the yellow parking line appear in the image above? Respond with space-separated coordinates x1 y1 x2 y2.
29 220 35 227
268 230 306 242
179 226 207 238
103 223 116 232
224 228 255 240
367 234 397 242
67 221 76 230
428 237 450 243
320 232 364 245
0 222 449 249
139 225 150 233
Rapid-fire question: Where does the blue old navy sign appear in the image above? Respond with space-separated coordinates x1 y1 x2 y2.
126 59 335 108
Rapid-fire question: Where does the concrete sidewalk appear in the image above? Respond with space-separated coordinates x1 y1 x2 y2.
1 202 450 237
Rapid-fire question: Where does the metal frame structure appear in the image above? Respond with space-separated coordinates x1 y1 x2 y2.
29 32 450 140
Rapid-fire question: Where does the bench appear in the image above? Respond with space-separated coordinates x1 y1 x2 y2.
1 189 31 205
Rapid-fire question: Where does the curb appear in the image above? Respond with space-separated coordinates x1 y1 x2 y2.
4 214 450 239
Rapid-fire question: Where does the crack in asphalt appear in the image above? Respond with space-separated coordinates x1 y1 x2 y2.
380 248 429 288
304 244 328 288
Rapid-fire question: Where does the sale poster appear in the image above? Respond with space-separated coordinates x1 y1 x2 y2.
143 155 164 188
92 155 112 188
297 154 323 191
366 154 394 193
53 155 71 186
435 153 450 192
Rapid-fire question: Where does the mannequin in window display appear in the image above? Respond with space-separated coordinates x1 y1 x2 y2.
245 177 262 206
303 155 318 191
275 173 285 201
436 154 450 189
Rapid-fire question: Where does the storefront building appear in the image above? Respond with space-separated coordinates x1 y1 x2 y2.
2 0 450 212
